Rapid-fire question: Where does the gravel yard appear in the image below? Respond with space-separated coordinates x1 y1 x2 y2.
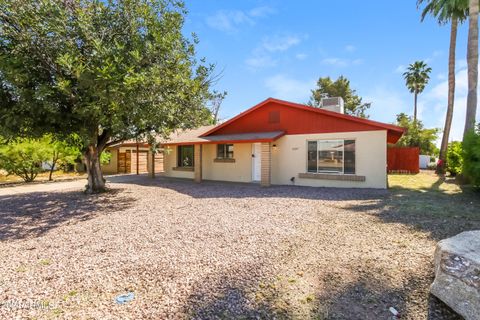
0 174 478 319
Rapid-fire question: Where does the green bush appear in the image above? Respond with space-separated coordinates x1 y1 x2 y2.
446 141 463 176
462 126 480 187
0 137 51 182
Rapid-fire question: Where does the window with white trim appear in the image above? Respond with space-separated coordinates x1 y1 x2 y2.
307 140 355 174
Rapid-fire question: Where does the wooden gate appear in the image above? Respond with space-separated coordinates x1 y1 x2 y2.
132 150 148 174
154 151 164 173
117 151 132 173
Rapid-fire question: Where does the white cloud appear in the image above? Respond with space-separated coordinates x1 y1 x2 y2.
345 45 356 52
245 34 304 70
437 73 447 80
395 65 405 73
206 6 275 33
245 55 277 69
422 67 476 143
249 6 276 17
321 57 363 67
262 35 302 52
264 74 315 102
364 87 409 124
296 53 307 60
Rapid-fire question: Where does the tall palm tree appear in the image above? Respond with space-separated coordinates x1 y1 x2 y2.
403 61 432 123
418 0 468 174
464 0 479 138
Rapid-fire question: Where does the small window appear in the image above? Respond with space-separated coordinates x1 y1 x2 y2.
177 145 194 167
217 144 234 159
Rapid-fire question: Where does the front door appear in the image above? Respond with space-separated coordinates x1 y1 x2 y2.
252 143 261 181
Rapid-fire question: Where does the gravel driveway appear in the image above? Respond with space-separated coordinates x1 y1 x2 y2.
0 175 455 319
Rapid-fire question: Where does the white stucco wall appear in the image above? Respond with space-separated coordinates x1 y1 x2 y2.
163 146 195 179
162 130 387 188
201 143 253 182
271 130 388 189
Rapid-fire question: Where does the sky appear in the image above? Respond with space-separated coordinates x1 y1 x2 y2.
182 0 480 144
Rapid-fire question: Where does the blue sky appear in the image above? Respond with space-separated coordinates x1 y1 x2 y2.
183 0 479 143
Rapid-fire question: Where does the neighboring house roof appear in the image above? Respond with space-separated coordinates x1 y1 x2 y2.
162 129 285 145
201 98 404 144
107 140 150 148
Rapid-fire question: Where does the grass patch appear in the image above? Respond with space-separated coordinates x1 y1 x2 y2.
384 171 480 239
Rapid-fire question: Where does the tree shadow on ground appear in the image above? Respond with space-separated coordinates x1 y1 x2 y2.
107 174 388 201
0 188 135 241
315 269 462 320
181 261 462 319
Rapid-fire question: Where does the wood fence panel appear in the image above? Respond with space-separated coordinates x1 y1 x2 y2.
387 147 420 174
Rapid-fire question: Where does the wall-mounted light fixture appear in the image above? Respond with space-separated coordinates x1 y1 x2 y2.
272 144 278 151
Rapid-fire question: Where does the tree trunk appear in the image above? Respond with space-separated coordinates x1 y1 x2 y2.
48 162 55 181
414 91 418 123
437 18 458 174
464 0 479 138
49 151 59 181
84 145 106 193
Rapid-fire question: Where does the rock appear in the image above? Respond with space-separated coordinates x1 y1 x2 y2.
431 230 480 320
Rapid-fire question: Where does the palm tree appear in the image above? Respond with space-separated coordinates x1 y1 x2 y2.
464 0 479 138
418 0 468 174
403 61 432 123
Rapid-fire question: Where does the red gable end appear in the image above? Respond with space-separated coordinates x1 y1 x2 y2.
203 98 404 144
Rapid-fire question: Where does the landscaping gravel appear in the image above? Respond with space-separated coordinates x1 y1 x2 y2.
0 176 464 319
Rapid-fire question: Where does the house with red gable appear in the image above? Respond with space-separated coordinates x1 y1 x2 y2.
158 97 404 189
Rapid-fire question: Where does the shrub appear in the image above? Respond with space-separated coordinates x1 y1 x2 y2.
446 141 463 176
462 126 480 187
0 137 51 182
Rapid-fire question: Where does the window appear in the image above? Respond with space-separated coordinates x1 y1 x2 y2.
307 140 355 174
177 145 194 167
217 144 234 159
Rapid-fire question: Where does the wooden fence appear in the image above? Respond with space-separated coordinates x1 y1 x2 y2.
387 147 420 174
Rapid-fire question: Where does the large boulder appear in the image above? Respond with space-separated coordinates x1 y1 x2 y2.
431 230 480 320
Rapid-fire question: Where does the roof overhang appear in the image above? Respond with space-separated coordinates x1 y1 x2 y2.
162 131 285 146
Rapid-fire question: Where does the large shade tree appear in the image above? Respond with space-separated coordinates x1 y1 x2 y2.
403 61 432 123
418 0 469 174
464 0 479 138
0 0 215 193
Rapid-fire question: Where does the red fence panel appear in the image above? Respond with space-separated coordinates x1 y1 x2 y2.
387 147 420 174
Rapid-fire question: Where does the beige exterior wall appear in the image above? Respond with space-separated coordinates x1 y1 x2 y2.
201 143 253 182
101 148 118 174
163 146 195 179
161 130 387 188
271 130 387 188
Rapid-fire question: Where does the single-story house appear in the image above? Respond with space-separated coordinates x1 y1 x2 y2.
160 97 404 189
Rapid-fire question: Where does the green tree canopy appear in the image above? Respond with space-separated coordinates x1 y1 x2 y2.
395 113 440 155
0 137 51 182
0 0 215 192
308 76 371 118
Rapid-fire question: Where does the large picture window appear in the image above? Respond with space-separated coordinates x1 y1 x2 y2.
307 140 355 174
177 145 194 167
217 144 234 159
